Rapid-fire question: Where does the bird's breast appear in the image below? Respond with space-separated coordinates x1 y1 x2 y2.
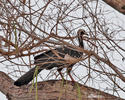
64 54 81 64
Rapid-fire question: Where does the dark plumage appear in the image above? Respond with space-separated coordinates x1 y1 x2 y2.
14 29 87 86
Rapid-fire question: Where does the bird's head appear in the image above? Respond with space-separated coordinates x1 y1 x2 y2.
77 29 88 48
77 29 88 37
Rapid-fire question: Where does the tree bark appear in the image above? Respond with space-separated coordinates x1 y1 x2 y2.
102 0 125 14
0 71 123 100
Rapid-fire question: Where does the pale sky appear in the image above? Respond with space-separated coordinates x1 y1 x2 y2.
0 1 125 100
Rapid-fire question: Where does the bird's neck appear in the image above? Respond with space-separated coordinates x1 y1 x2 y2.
78 38 84 48
79 42 84 48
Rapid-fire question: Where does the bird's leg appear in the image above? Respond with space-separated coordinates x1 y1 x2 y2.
57 68 65 81
67 66 75 82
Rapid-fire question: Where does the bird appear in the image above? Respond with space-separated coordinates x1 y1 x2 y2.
14 29 88 86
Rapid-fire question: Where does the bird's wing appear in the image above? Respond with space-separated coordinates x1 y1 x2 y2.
34 49 54 60
63 46 83 58
34 47 66 64
34 46 82 66
34 47 67 70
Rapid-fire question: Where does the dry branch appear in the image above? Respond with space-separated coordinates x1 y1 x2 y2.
103 0 125 14
0 0 125 99
0 71 123 100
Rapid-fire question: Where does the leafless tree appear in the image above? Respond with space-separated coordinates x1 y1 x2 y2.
0 0 125 100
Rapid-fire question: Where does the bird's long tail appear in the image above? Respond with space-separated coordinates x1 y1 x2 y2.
14 66 43 86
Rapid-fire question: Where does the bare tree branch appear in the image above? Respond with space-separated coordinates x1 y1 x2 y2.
0 0 125 99
102 0 125 14
0 71 123 100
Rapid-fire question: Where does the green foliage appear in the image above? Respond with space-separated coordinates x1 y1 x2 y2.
29 66 38 100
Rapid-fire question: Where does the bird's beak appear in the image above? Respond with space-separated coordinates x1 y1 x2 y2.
82 32 88 40
84 32 88 36
81 31 88 36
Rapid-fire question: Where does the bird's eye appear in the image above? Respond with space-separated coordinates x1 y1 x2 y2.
81 31 84 35
81 31 88 36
